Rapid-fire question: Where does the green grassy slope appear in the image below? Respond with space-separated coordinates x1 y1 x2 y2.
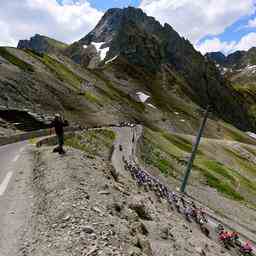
66 129 115 159
25 49 84 90
140 127 256 206
0 47 34 72
1 47 256 141
44 36 68 50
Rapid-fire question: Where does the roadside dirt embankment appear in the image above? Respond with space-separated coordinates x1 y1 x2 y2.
23 127 233 256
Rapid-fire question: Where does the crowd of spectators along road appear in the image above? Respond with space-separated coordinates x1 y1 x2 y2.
124 160 254 256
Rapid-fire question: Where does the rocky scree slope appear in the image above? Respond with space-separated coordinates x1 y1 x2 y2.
64 7 253 131
0 42 246 139
0 45 154 129
23 128 232 256
2 6 255 136
0 46 96 127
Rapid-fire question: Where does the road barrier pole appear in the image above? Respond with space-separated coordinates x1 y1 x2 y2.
180 105 210 193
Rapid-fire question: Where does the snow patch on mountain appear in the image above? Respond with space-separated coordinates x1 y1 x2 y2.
105 55 118 64
83 45 88 49
91 42 104 52
246 65 256 70
100 47 109 61
246 132 256 140
136 92 150 103
147 103 157 109
91 42 109 61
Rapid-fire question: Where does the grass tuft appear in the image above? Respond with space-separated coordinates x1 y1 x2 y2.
66 129 115 158
83 91 103 107
202 169 244 201
26 49 83 89
140 127 256 203
0 47 34 72
162 133 203 154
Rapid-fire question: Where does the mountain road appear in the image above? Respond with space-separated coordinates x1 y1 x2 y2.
0 141 34 256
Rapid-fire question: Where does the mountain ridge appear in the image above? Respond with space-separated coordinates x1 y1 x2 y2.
18 34 68 55
63 7 254 131
4 6 256 134
206 48 256 69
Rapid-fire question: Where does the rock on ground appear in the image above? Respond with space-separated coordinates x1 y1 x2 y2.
19 146 233 256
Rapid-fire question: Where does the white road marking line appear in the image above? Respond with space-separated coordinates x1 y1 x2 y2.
0 171 13 196
12 154 20 163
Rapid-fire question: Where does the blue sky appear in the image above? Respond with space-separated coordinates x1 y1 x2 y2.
0 0 256 54
57 0 140 10
198 15 256 44
79 0 140 10
197 10 256 54
42 0 256 54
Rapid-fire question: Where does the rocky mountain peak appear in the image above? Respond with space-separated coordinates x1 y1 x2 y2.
79 7 159 45
17 34 68 54
65 7 156 69
205 52 226 65
206 48 256 70
67 6 183 71
64 7 254 130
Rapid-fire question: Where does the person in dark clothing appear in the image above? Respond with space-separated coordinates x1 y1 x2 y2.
50 114 69 154
180 196 186 208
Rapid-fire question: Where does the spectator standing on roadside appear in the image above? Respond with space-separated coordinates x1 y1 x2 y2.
50 114 69 154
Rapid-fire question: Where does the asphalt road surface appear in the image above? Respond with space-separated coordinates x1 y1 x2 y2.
0 141 33 256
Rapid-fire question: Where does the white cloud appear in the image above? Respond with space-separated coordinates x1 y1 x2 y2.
197 32 256 54
140 0 256 43
196 38 236 55
248 17 256 28
0 21 17 46
0 0 103 47
1 0 256 55
140 0 256 54
234 32 256 51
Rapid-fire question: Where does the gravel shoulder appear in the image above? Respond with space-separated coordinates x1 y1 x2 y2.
11 125 255 255
21 127 235 256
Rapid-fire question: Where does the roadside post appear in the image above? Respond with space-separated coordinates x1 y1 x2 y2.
180 105 210 193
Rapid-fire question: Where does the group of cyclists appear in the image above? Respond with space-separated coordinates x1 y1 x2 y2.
124 159 254 256
216 224 253 255
124 160 210 234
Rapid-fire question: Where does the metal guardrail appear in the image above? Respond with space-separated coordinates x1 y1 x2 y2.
0 123 124 148
0 126 79 147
